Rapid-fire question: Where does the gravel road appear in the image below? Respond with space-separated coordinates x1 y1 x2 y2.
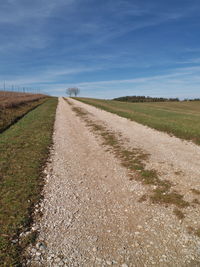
26 97 200 266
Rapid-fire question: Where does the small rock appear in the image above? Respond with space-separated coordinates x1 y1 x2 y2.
36 251 41 256
162 255 167 258
32 226 38 231
35 256 41 261
121 264 128 267
11 239 18 244
37 242 46 251
93 247 98 252
106 260 112 265
31 248 37 254
54 257 61 263
93 236 98 242
96 258 102 263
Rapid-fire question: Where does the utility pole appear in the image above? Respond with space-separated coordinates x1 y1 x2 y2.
3 80 6 96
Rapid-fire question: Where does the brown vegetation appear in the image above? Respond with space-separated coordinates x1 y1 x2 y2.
0 91 48 132
0 91 46 109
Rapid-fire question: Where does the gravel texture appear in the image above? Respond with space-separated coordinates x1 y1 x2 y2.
26 97 200 266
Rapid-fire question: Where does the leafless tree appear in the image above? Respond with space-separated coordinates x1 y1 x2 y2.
74 87 80 97
66 88 72 97
66 87 80 97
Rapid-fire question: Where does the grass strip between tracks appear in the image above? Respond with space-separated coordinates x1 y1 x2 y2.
65 99 200 231
0 98 57 266
65 99 189 209
66 99 200 237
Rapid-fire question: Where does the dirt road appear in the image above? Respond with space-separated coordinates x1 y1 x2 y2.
27 97 200 266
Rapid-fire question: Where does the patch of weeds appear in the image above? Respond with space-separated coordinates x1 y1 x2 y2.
64 98 73 105
187 226 194 234
138 194 147 202
174 170 183 175
173 208 185 220
151 189 189 208
192 198 200 205
141 169 159 185
191 188 200 195
195 228 200 238
187 226 200 238
72 106 88 117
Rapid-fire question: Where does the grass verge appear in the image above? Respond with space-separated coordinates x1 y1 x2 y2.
74 97 200 145
0 98 48 133
0 98 57 266
65 99 189 210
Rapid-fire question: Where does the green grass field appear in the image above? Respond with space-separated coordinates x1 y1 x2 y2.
75 98 200 145
0 98 57 266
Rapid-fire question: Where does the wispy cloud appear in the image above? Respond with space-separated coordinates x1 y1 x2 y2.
1 0 200 99
1 65 103 87
0 0 75 24
61 66 200 99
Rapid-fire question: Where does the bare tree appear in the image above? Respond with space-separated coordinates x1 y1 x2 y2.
66 87 80 97
73 87 80 97
66 88 72 97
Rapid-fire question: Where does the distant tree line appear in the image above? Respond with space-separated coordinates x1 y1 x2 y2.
113 96 180 103
183 98 200 101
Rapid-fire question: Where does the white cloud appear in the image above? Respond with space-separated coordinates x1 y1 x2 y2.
0 0 75 24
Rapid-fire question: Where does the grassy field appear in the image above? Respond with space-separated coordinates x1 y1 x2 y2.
0 98 57 266
75 98 200 145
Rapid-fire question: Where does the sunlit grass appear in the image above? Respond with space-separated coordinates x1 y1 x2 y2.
0 98 57 265
75 97 200 145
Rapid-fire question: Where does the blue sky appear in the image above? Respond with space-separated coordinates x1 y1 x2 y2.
1 0 200 99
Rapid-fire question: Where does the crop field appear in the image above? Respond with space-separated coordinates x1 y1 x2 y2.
0 91 46 108
0 98 57 265
0 91 47 132
76 98 200 145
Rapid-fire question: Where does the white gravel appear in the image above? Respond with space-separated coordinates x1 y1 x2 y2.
26 97 200 266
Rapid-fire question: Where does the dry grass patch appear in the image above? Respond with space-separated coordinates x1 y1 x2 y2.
187 226 200 238
151 188 189 208
195 228 200 238
173 208 185 220
138 194 147 202
192 198 200 205
0 91 46 109
191 188 200 195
